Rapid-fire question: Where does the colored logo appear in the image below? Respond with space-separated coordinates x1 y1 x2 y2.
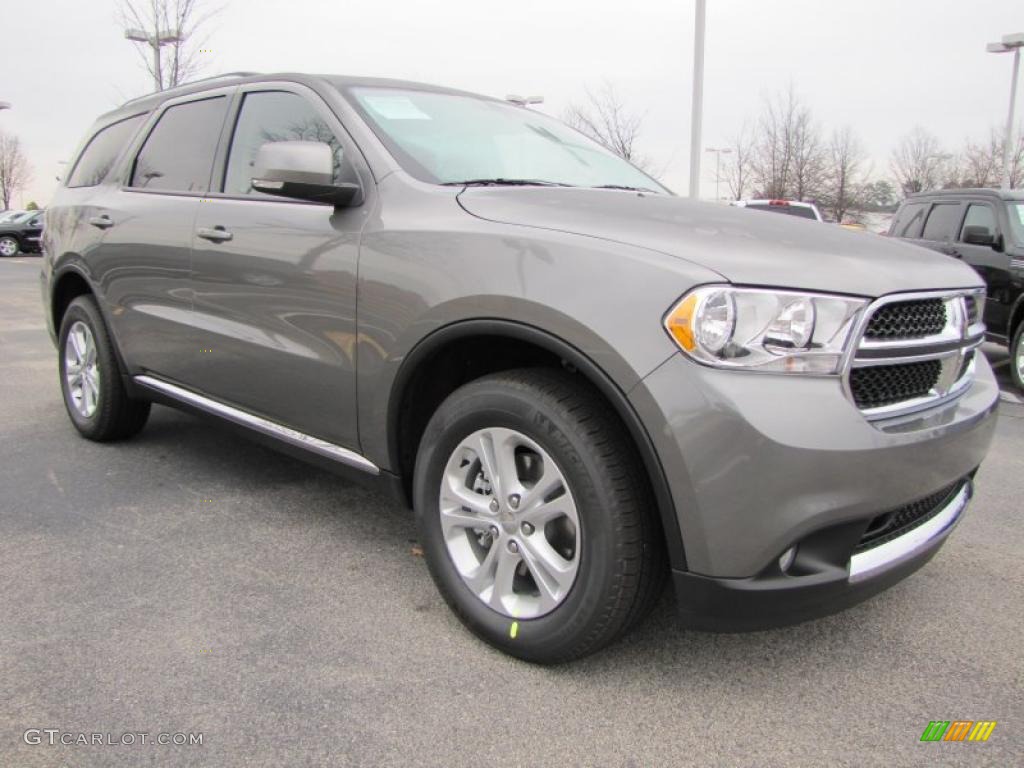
920 721 997 742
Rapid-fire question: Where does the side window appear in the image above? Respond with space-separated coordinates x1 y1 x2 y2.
891 202 928 238
66 114 147 188
223 91 346 197
130 97 228 192
921 203 962 242
959 204 996 240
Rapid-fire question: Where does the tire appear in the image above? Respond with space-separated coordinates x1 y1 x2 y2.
58 295 151 441
413 368 666 664
1011 323 1024 394
0 235 19 257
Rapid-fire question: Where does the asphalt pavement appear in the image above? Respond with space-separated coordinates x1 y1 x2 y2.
1 256 1021 767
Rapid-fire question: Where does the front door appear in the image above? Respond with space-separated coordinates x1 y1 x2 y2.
186 85 371 449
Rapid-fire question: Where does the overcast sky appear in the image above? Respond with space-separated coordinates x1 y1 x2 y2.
3 0 1021 206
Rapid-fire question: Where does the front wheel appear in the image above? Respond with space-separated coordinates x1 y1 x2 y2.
0 236 20 257
413 369 666 663
1011 323 1024 393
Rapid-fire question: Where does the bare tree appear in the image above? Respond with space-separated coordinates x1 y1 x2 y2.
821 126 866 223
0 132 32 210
890 126 946 197
119 0 217 90
946 127 1024 189
564 82 652 173
749 86 824 201
723 123 754 200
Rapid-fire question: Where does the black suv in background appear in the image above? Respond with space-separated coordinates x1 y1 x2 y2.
0 210 45 256
889 188 1024 391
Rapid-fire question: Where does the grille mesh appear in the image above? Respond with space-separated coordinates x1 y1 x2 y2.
864 299 946 340
850 360 942 409
855 480 963 554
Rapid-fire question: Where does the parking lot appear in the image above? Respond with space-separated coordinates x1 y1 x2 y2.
1 256 1021 767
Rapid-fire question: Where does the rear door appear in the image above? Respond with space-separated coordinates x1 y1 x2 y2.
954 200 1013 336
185 83 373 449
90 90 232 380
914 200 964 256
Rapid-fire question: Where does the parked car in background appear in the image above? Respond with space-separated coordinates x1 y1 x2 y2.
41 72 997 662
889 188 1024 392
0 210 45 256
731 199 824 222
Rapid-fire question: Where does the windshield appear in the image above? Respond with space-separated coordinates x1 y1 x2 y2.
745 203 818 220
346 87 668 192
1008 202 1024 245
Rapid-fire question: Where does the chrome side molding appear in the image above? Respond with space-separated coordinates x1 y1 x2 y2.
134 375 380 475
848 483 970 582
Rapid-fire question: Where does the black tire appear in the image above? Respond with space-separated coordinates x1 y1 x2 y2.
413 368 666 664
1011 323 1024 394
58 295 151 441
0 235 20 257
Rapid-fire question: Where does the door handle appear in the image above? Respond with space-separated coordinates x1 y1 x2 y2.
197 226 233 243
89 214 114 230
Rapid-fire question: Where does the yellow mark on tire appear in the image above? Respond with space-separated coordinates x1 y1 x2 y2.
510 621 519 639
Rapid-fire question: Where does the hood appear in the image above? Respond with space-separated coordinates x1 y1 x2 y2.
457 188 983 297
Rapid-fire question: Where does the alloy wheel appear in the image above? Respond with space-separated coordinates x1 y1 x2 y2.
0 237 18 257
64 321 100 418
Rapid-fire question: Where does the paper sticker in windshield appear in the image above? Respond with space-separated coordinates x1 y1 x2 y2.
364 96 431 120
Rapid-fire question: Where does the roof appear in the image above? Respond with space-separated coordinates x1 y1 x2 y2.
906 187 1024 202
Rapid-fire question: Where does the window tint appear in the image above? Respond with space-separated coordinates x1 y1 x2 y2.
890 202 928 238
921 203 962 241
745 203 818 219
223 91 345 197
959 204 996 240
130 97 227 192
66 114 146 188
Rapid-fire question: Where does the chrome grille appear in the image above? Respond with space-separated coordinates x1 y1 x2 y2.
844 290 984 421
863 299 946 340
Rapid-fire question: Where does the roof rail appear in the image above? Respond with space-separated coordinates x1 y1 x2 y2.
121 71 260 107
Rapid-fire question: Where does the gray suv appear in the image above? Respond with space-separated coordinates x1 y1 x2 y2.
42 73 997 662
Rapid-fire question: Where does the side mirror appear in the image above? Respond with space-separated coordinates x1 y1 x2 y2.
251 141 361 207
961 224 994 247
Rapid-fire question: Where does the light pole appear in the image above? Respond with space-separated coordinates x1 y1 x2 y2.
505 95 544 108
688 0 707 199
125 27 182 91
705 147 731 200
0 102 10 111
987 32 1024 189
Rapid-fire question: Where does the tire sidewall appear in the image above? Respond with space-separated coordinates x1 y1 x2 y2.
413 384 622 661
58 299 113 437
1012 325 1024 392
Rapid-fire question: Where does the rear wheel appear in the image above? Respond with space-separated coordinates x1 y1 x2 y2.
413 369 666 663
0 236 19 257
1011 323 1024 393
58 295 151 441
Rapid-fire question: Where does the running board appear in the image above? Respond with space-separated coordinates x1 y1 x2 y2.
134 375 380 475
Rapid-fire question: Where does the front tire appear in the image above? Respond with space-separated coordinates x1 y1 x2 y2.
0 236 20 257
413 369 665 663
58 295 151 441
1011 323 1024 393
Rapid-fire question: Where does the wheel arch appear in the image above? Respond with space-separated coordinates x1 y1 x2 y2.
387 319 687 571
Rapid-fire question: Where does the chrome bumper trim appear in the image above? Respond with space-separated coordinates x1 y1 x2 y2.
848 483 970 583
134 374 380 475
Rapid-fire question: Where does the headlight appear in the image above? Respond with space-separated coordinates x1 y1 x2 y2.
664 286 867 374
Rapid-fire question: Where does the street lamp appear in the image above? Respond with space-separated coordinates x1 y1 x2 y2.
0 102 10 111
987 32 1024 189
705 147 732 200
125 27 182 91
505 95 544 107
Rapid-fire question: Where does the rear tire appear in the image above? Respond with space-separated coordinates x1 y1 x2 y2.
58 295 151 441
413 368 666 663
1011 323 1024 394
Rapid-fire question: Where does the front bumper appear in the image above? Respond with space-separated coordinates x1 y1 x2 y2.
629 350 998 626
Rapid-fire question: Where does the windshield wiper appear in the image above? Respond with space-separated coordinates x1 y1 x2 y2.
443 178 575 187
592 184 660 194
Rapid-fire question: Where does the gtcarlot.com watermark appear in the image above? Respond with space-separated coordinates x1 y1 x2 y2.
24 729 203 747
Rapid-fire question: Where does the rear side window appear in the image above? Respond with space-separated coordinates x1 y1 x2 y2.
959 204 996 240
222 91 346 197
890 202 928 238
745 203 817 220
66 114 146 188
130 97 228 192
921 203 962 241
